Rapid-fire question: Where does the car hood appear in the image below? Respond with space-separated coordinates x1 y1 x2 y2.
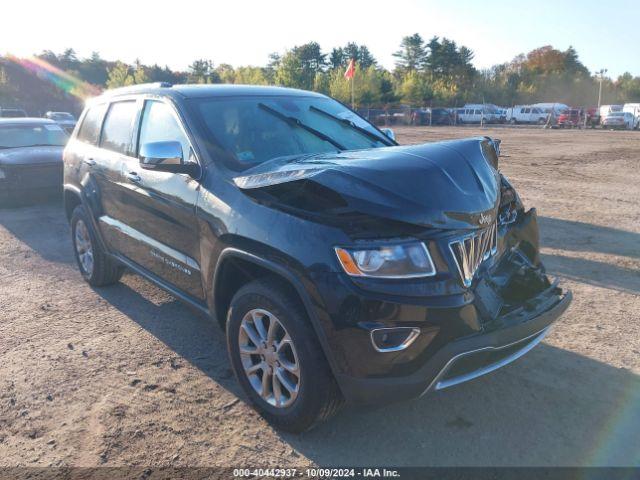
234 137 501 230
0 146 64 166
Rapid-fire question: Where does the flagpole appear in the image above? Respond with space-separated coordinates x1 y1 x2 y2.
351 74 354 110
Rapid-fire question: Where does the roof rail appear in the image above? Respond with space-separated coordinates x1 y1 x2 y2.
103 82 173 96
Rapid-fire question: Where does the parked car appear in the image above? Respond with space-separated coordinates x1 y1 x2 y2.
0 107 28 118
557 108 584 128
63 83 571 432
599 104 623 123
0 118 67 203
601 111 636 130
507 106 548 124
622 103 640 129
45 111 77 133
413 108 453 125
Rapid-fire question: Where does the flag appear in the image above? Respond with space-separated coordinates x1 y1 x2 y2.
344 58 355 79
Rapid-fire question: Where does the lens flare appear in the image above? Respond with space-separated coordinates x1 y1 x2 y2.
6 54 101 99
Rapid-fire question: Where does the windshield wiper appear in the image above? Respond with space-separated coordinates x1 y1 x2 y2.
309 105 395 146
258 103 346 151
22 144 62 148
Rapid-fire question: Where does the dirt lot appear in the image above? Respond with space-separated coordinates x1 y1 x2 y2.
1 126 639 468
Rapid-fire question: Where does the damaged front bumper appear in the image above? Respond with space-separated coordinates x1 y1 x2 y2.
336 286 571 404
311 208 572 405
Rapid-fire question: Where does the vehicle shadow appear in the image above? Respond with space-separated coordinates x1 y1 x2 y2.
0 200 74 265
538 216 640 260
542 253 640 295
90 276 640 467
537 216 640 295
92 275 243 399
281 345 640 466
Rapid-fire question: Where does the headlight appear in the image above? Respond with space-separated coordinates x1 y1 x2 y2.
335 242 436 278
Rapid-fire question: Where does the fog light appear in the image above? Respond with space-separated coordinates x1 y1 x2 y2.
371 327 420 352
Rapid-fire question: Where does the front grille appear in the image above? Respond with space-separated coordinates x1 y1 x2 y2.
449 222 498 287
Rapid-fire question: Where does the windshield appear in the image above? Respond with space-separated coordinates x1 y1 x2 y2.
190 95 391 172
0 124 68 148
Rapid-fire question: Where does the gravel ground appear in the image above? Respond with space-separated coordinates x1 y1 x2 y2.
1 126 639 468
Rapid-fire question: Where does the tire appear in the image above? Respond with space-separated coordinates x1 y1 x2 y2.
509 118 517 125
226 278 343 432
70 205 123 286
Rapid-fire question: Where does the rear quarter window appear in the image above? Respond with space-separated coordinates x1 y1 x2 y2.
100 101 138 155
77 103 108 145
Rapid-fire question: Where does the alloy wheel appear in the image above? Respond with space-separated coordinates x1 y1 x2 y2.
238 308 300 408
74 219 94 276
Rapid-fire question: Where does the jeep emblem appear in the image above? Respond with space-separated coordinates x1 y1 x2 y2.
478 212 492 225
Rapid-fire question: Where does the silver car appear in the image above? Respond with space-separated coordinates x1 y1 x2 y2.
602 111 635 130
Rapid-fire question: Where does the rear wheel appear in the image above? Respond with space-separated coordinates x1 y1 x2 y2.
226 278 343 432
71 205 123 286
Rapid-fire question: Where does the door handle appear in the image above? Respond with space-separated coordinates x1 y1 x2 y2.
126 172 142 183
82 157 96 166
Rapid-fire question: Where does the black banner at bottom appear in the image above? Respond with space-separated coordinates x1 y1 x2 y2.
0 467 639 480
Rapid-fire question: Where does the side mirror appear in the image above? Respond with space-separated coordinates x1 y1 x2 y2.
139 141 198 176
380 127 396 141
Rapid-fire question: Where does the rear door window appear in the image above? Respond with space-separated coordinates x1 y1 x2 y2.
77 103 108 145
100 101 138 155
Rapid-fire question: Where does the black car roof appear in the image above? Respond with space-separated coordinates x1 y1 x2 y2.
96 83 326 101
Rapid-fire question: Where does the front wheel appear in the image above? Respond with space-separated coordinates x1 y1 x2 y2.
226 278 343 432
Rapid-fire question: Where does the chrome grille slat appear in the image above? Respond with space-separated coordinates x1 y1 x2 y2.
449 222 498 287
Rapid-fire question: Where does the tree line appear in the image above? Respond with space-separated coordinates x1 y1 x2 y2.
1 34 639 115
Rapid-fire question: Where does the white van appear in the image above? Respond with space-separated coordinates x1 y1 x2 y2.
507 105 548 124
622 103 640 129
532 103 569 116
457 104 500 124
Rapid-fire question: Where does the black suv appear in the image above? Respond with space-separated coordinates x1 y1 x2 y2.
63 83 571 432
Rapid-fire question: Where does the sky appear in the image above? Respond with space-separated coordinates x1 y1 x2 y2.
3 0 639 78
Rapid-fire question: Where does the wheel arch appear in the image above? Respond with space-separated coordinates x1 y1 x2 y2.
63 183 110 253
63 184 83 221
212 248 342 378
